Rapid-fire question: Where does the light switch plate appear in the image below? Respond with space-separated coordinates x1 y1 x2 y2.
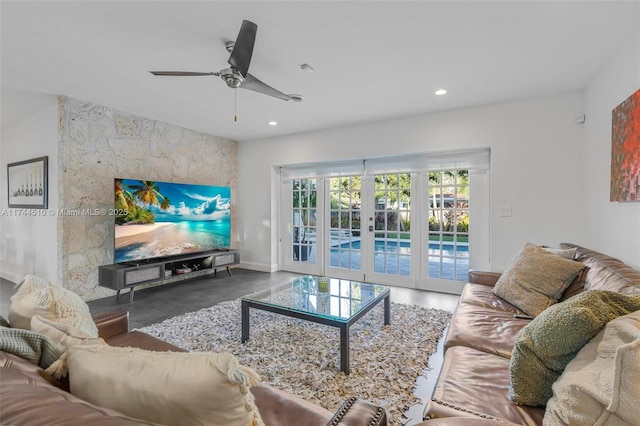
499 205 512 217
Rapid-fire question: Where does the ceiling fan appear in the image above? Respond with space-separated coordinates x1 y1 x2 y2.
150 20 300 102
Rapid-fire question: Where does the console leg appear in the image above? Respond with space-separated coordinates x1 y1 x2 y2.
128 287 135 303
116 289 121 301
226 266 232 277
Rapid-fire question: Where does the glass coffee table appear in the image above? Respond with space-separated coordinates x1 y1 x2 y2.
241 276 390 374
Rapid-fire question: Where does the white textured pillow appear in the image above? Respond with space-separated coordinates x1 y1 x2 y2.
544 310 640 425
31 315 104 353
9 274 59 329
15 274 58 291
64 345 264 426
10 278 98 337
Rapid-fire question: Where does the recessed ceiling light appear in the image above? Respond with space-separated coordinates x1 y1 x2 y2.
268 121 278 126
434 89 448 96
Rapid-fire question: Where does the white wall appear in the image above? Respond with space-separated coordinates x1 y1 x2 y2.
0 104 59 283
582 33 640 269
238 92 585 273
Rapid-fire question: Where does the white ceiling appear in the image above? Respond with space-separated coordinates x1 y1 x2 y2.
2 1 638 142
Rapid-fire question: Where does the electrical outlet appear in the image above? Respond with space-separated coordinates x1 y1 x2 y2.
498 205 512 217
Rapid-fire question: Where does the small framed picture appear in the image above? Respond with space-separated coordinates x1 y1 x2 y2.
7 156 48 209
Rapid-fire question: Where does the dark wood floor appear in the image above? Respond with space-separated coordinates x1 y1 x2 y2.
0 269 459 425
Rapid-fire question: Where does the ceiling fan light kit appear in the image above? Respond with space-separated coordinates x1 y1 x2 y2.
150 20 299 102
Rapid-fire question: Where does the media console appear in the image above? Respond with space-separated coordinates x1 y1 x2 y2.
98 250 240 302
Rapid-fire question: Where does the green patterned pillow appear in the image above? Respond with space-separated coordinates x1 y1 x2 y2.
509 290 640 406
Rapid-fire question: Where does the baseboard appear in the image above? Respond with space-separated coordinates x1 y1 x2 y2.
238 261 279 273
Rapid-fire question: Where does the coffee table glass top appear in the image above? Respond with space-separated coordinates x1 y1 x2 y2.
242 276 390 322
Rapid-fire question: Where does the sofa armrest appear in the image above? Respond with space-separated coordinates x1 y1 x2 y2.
468 270 502 287
328 396 387 426
251 383 387 426
416 418 519 425
424 399 500 422
92 309 129 340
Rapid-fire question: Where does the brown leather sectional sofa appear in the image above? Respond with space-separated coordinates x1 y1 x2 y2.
1 308 387 426
423 243 640 425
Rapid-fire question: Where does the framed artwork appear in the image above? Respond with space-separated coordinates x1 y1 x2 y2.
610 88 640 202
7 156 48 208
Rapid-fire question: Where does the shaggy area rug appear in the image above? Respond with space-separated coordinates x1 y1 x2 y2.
139 299 451 425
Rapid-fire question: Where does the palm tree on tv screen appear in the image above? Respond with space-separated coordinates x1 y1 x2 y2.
129 180 171 210
117 180 171 224
114 179 136 211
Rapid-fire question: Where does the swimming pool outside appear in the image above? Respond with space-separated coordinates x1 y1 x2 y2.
313 239 470 281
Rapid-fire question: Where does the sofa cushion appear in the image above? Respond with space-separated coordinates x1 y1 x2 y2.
443 298 530 358
509 290 640 407
561 243 640 295
0 354 155 426
64 344 264 426
9 276 98 338
544 310 640 425
559 267 588 301
493 243 584 316
426 345 545 425
459 283 527 313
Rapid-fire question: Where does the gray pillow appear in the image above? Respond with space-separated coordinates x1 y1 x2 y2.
509 290 640 407
493 243 584 316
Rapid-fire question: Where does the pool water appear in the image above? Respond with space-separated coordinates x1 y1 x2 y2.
326 239 469 280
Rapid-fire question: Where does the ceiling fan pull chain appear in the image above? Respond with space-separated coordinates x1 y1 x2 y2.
234 89 238 122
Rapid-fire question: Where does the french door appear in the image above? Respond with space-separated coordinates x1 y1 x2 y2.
324 173 415 287
280 167 479 294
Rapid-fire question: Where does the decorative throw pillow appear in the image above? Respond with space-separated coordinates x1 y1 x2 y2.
509 290 640 407
9 277 98 337
493 243 585 316
31 315 104 353
544 310 640 425
9 274 59 329
542 246 577 259
60 345 264 426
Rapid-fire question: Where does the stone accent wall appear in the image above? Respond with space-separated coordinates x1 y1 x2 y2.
58 97 237 300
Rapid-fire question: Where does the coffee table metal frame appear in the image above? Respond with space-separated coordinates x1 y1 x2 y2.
241 280 390 375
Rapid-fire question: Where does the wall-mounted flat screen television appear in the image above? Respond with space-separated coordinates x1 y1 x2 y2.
114 178 231 264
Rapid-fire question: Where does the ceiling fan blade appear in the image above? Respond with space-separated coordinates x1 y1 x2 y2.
240 73 292 101
149 71 220 76
227 20 257 78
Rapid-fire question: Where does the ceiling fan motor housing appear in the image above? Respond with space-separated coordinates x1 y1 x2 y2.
220 68 244 88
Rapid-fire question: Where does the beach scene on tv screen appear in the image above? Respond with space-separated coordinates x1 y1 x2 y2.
114 179 231 263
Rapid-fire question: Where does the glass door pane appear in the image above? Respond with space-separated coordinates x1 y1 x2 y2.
326 176 364 280
427 170 469 281
292 179 317 264
372 173 411 277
